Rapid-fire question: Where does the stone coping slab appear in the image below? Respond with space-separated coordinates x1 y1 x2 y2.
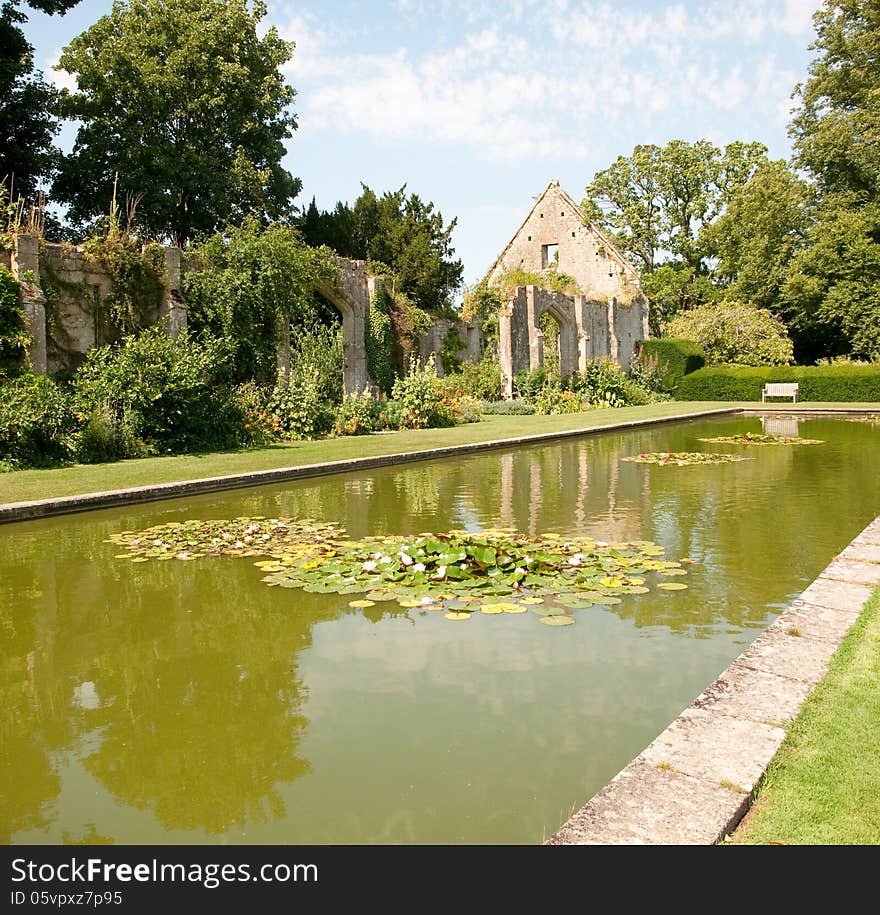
0 407 737 524
548 513 880 845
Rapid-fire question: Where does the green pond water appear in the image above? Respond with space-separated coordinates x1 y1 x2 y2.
2 413 879 845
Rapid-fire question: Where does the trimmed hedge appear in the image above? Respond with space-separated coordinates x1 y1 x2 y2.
676 365 880 402
636 339 706 390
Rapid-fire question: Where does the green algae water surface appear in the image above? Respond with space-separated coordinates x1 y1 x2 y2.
2 413 879 844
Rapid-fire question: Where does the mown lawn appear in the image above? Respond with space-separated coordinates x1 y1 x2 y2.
0 401 732 504
728 586 880 845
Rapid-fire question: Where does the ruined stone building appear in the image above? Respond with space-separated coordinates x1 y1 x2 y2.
487 179 649 397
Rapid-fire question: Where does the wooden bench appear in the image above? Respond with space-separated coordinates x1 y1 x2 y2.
762 382 799 403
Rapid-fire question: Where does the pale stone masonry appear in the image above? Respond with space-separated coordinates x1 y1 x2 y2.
487 180 649 397
548 513 880 845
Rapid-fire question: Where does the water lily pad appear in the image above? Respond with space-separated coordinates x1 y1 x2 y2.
660 569 688 576
539 615 574 626
531 605 564 616
444 611 472 621
699 433 823 446
112 518 693 628
623 451 748 465
658 582 688 590
479 603 506 615
348 599 376 608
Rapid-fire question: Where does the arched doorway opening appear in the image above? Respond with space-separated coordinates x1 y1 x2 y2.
536 302 577 379
286 290 345 403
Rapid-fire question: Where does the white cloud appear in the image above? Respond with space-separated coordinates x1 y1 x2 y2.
781 0 820 34
274 1 815 162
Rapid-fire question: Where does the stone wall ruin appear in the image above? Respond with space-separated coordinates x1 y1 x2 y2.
487 179 650 396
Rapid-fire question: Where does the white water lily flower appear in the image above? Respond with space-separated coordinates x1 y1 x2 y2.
567 555 582 566
435 565 447 579
373 551 383 559
515 566 526 575
413 562 426 573
379 555 394 565
362 560 378 572
399 551 414 566
595 541 609 548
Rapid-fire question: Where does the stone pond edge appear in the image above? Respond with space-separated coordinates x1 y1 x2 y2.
546 514 880 845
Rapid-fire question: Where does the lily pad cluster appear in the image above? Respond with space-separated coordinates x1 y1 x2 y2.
108 518 693 628
623 451 748 466
698 433 823 446
843 414 880 425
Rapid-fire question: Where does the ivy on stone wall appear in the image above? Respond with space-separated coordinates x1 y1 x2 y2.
439 326 466 375
496 266 579 295
81 233 166 335
365 284 396 394
0 265 29 377
39 231 166 351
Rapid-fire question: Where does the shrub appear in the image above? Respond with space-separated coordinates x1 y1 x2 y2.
664 301 794 366
439 357 502 402
391 356 453 429
513 366 549 402
0 373 76 467
479 399 535 415
333 390 382 436
268 368 334 439
73 404 148 463
379 399 405 431
230 381 282 447
676 364 880 402
290 323 344 404
634 339 706 391
535 387 585 415
74 327 238 455
568 360 629 407
443 393 482 424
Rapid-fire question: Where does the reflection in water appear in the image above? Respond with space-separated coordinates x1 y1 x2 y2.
2 415 880 843
761 415 801 437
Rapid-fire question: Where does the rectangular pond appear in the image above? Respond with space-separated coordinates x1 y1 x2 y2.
2 413 879 844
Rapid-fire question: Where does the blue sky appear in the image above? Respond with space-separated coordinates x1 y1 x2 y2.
25 0 822 286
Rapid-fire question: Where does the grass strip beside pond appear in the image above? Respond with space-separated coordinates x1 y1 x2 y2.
0 402 731 505
728 586 880 845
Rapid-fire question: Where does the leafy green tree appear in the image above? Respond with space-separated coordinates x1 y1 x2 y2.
705 160 813 312
0 0 81 198
583 139 768 272
298 184 463 314
781 0 880 362
664 300 794 366
640 264 720 337
790 0 880 199
299 197 362 259
183 219 339 382
53 0 300 242
781 199 880 362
